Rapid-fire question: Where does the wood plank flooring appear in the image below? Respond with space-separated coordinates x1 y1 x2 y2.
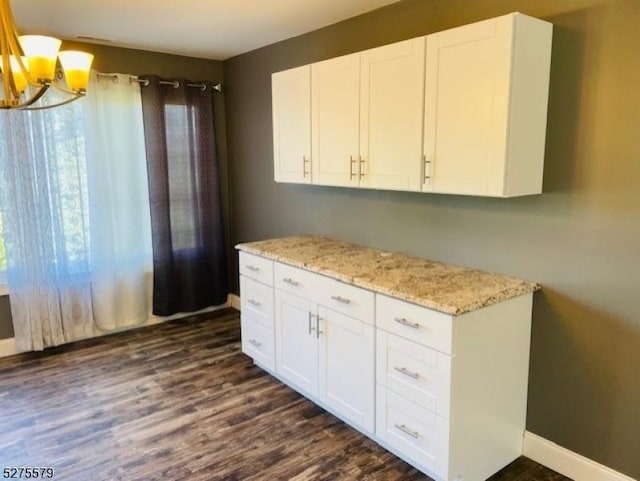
0 309 571 481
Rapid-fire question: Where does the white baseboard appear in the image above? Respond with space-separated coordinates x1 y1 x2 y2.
0 337 17 358
229 293 241 310
524 431 636 481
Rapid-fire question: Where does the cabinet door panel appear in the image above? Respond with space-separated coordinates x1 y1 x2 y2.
275 290 318 397
240 276 274 329
376 331 451 419
376 387 449 478
311 53 360 187
424 17 512 196
241 314 275 372
318 306 375 434
239 251 274 286
272 65 311 183
360 38 425 191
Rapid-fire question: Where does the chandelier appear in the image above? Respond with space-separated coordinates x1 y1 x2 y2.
0 0 94 110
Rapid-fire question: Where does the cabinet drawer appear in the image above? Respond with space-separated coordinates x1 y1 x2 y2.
376 294 452 354
241 314 275 372
316 276 374 323
274 262 319 300
239 252 274 286
377 331 451 419
376 387 449 479
240 276 274 329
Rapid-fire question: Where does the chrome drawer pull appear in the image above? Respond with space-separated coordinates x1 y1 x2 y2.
330 295 351 304
247 299 261 307
246 265 260 272
394 423 420 439
248 338 262 348
282 277 300 287
394 317 420 330
394 366 420 380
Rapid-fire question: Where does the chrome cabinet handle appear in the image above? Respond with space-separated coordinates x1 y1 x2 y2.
330 295 351 305
246 265 260 272
247 299 261 307
248 338 262 348
282 277 300 287
308 311 316 335
423 154 432 181
302 155 310 178
359 156 365 179
316 316 323 338
349 155 357 180
394 317 420 330
394 366 420 380
394 423 420 439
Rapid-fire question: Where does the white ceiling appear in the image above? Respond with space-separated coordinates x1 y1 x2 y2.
12 0 401 61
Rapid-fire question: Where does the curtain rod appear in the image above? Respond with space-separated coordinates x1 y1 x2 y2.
96 72 222 93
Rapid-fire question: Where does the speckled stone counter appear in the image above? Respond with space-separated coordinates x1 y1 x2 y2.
236 235 539 315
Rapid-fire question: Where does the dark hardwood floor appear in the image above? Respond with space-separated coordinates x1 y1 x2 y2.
0 308 571 481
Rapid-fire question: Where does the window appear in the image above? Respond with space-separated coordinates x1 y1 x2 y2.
165 103 197 250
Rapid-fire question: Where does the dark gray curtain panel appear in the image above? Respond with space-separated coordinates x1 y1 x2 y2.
140 76 227 316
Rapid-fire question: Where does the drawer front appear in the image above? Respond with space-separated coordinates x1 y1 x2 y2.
240 276 274 329
376 331 451 419
239 251 274 286
274 262 320 300
376 294 453 354
316 276 374 323
376 387 449 479
241 314 275 372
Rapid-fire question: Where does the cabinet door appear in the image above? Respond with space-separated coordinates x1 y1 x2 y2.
275 290 319 397
311 53 360 187
318 306 375 434
360 38 425 191
423 16 513 196
272 65 312 183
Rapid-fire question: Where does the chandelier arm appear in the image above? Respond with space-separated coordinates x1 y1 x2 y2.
48 80 81 96
0 4 12 100
18 90 84 111
13 84 50 108
1 0 40 87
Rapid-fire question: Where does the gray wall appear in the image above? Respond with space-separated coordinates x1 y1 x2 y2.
224 0 640 477
0 42 228 340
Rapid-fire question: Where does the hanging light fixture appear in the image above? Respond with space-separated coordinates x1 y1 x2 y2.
0 0 94 110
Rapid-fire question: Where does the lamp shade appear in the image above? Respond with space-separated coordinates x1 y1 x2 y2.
18 35 62 82
58 50 94 91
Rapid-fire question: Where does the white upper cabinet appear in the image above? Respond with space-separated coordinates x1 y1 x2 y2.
423 13 552 197
360 38 425 191
272 65 312 183
311 53 361 187
309 39 426 190
271 12 552 197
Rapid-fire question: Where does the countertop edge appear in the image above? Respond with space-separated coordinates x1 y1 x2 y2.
236 242 539 316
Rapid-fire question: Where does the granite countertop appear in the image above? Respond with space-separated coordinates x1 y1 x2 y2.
236 235 539 315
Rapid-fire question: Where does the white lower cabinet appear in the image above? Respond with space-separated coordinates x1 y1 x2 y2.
274 288 375 434
239 252 275 372
376 293 533 481
239 253 533 481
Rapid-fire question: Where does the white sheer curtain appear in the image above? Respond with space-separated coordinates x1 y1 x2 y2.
83 71 152 330
0 72 153 351
0 92 94 352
